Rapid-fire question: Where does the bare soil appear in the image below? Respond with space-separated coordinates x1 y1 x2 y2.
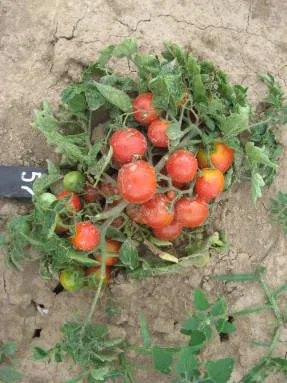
1 0 287 382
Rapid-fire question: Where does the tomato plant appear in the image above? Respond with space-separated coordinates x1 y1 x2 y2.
63 171 85 193
59 269 85 292
86 266 110 288
95 239 121 266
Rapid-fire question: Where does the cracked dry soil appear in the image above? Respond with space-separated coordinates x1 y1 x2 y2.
1 0 287 382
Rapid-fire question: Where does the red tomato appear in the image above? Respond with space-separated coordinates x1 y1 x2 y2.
110 128 147 163
95 239 121 266
118 160 156 203
100 182 118 198
166 150 198 183
147 120 169 148
175 197 208 228
126 204 146 224
167 190 176 201
83 185 101 202
56 191 81 213
72 222 100 251
197 142 234 173
153 218 183 241
141 194 174 228
86 266 110 288
133 93 158 125
195 168 224 200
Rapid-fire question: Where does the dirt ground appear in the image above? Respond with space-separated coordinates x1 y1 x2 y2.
1 0 287 382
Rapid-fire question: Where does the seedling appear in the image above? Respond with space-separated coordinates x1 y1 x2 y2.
0 341 23 383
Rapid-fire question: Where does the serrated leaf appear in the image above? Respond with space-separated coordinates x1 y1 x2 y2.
90 366 111 380
194 288 209 311
61 85 87 112
94 82 132 112
32 347 50 361
246 142 277 169
206 358 234 383
139 310 151 348
0 366 23 383
175 347 199 378
187 54 207 104
251 171 265 205
149 237 172 247
84 84 105 110
219 106 250 138
113 38 137 58
152 346 173 374
166 122 182 140
119 239 139 270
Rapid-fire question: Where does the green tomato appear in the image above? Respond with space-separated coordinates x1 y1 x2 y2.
63 171 85 193
59 269 85 292
38 192 57 208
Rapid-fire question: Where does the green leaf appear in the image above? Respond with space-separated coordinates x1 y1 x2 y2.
94 82 132 112
33 161 62 197
113 38 137 58
0 366 23 383
69 253 100 266
251 171 265 205
188 330 206 352
152 346 173 374
106 227 126 242
61 84 87 112
187 54 207 104
119 239 139 270
246 142 277 169
181 318 199 334
215 273 258 282
84 84 105 111
194 288 209 311
215 319 236 334
0 342 17 359
90 366 111 380
166 122 182 140
206 358 234 383
139 311 151 348
219 106 250 138
210 298 226 317
149 237 172 247
32 347 50 361
63 376 85 383
175 347 199 378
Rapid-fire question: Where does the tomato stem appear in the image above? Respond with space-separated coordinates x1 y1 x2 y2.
93 200 128 221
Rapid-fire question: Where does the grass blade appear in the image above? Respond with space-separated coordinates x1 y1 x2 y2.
215 273 259 282
139 310 151 348
232 304 272 316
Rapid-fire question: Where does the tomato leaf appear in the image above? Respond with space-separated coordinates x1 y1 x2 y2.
219 105 250 138
187 54 208 104
194 288 210 311
61 84 87 112
251 171 265 205
112 37 137 58
94 82 132 112
152 346 173 374
84 83 105 111
119 239 139 270
245 142 277 169
0 342 17 360
166 122 182 140
205 358 234 383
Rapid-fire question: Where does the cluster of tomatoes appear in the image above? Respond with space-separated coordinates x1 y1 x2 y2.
43 92 234 292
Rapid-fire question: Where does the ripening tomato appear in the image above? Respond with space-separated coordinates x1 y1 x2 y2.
55 214 69 233
86 266 110 289
110 128 147 163
59 268 85 292
195 168 224 200
38 192 57 209
141 194 174 228
56 191 81 213
63 171 85 193
147 120 169 148
95 239 121 266
72 222 100 251
175 197 209 228
133 93 158 125
118 160 156 203
197 142 234 173
166 150 198 183
167 190 176 201
153 218 183 241
126 204 146 224
100 182 118 199
83 185 101 202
